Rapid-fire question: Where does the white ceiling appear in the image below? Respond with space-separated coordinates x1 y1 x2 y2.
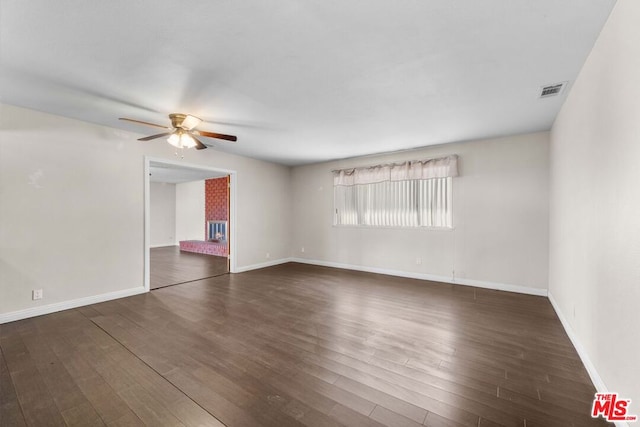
0 0 616 165
149 162 227 184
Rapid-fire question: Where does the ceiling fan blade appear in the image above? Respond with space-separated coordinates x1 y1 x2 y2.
138 132 172 141
196 130 237 142
181 114 202 130
119 117 169 129
191 135 208 150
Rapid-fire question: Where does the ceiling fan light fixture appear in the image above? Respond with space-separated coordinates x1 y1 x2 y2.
180 133 197 148
167 130 197 149
167 132 182 148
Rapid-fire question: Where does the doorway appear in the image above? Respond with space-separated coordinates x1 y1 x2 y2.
144 157 236 291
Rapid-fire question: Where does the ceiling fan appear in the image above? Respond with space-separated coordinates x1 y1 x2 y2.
119 113 237 150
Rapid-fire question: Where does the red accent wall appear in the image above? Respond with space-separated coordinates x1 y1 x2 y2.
205 176 229 222
205 176 229 248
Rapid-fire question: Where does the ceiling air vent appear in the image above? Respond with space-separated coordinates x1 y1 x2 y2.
539 82 567 98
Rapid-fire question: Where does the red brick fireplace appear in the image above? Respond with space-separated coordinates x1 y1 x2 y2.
179 176 229 257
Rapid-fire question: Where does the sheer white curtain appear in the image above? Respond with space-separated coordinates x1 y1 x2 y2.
333 155 457 228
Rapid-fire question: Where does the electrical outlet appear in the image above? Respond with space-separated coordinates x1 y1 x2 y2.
266 252 270 259
415 257 422 265
32 289 43 300
301 247 305 253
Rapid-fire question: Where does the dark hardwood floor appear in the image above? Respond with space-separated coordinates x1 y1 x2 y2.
0 263 610 426
150 246 228 289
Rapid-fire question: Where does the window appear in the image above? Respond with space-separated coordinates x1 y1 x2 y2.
333 155 457 229
334 177 452 227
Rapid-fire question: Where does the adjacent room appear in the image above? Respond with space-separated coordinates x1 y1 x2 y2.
149 162 231 289
1 1 638 426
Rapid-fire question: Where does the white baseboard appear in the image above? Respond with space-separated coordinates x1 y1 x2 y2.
290 257 548 297
234 257 293 273
0 287 147 324
453 276 547 296
548 292 606 391
547 292 630 427
150 244 177 248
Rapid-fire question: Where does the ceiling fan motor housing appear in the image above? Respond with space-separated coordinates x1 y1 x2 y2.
169 113 188 129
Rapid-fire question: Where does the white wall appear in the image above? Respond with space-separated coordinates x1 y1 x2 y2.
150 182 176 247
175 180 205 242
0 104 292 319
292 132 550 293
549 0 640 411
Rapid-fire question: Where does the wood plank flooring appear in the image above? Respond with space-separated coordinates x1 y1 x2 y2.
150 246 228 289
0 263 610 426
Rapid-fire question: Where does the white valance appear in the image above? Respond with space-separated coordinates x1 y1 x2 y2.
333 155 459 186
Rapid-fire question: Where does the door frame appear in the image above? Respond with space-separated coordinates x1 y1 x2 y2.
143 156 237 292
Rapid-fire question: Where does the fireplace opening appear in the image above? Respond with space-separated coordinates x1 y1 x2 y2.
207 220 228 242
